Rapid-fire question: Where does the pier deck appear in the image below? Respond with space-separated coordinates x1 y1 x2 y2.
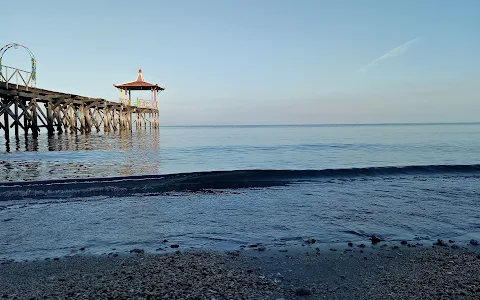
0 81 159 138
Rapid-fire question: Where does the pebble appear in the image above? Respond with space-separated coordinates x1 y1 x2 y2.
295 287 312 296
129 249 145 254
433 239 447 246
469 239 479 246
371 235 381 244
2 245 480 299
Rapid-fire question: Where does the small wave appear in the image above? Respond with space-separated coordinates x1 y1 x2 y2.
342 230 370 237
0 164 479 201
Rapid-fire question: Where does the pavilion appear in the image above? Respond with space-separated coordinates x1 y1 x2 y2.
113 69 165 109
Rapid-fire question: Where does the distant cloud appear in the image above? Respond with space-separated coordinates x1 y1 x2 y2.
355 36 422 73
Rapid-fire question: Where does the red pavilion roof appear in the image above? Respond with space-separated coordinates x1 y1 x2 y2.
114 69 165 91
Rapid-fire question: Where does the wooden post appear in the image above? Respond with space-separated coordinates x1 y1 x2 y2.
46 103 55 136
14 98 19 137
69 105 76 133
65 105 71 133
109 107 113 131
31 99 39 137
103 105 108 132
107 106 111 132
120 106 124 130
112 109 117 132
117 107 121 130
125 108 129 130
129 109 133 131
3 99 9 138
79 104 85 133
120 108 124 130
55 105 63 134
136 111 140 129
63 104 69 132
93 105 100 132
24 100 29 135
110 109 114 132
84 105 91 133
61 104 69 132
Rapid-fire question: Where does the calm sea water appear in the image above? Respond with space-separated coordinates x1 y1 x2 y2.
1 123 479 260
1 123 479 181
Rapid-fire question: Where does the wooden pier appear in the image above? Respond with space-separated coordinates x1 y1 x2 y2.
0 43 164 138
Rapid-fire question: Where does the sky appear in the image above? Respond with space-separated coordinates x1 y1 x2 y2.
2 0 479 125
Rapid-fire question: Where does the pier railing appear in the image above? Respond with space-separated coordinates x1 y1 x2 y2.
0 65 36 90
120 98 155 109
137 99 152 108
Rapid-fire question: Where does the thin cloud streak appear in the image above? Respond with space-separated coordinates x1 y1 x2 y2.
356 36 422 73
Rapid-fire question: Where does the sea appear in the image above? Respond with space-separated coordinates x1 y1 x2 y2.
0 123 479 261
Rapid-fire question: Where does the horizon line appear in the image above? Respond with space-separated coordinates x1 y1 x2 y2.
161 121 480 127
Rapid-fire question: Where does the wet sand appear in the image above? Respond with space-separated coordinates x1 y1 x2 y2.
0 244 479 299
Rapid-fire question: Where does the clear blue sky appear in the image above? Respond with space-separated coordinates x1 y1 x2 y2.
2 0 479 125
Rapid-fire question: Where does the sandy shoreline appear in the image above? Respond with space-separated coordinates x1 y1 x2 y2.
1 244 479 299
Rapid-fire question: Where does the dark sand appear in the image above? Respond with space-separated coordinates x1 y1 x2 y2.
1 244 480 299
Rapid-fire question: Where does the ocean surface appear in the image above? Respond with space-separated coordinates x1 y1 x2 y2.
1 123 479 260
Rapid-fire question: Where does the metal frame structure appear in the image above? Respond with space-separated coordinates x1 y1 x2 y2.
0 43 37 89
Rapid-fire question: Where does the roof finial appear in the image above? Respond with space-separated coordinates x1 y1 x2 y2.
136 69 144 82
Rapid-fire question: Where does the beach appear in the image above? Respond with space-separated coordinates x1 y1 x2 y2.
1 124 479 299
1 243 479 299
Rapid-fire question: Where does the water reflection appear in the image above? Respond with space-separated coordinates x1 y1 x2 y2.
0 129 161 182
4 124 478 184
